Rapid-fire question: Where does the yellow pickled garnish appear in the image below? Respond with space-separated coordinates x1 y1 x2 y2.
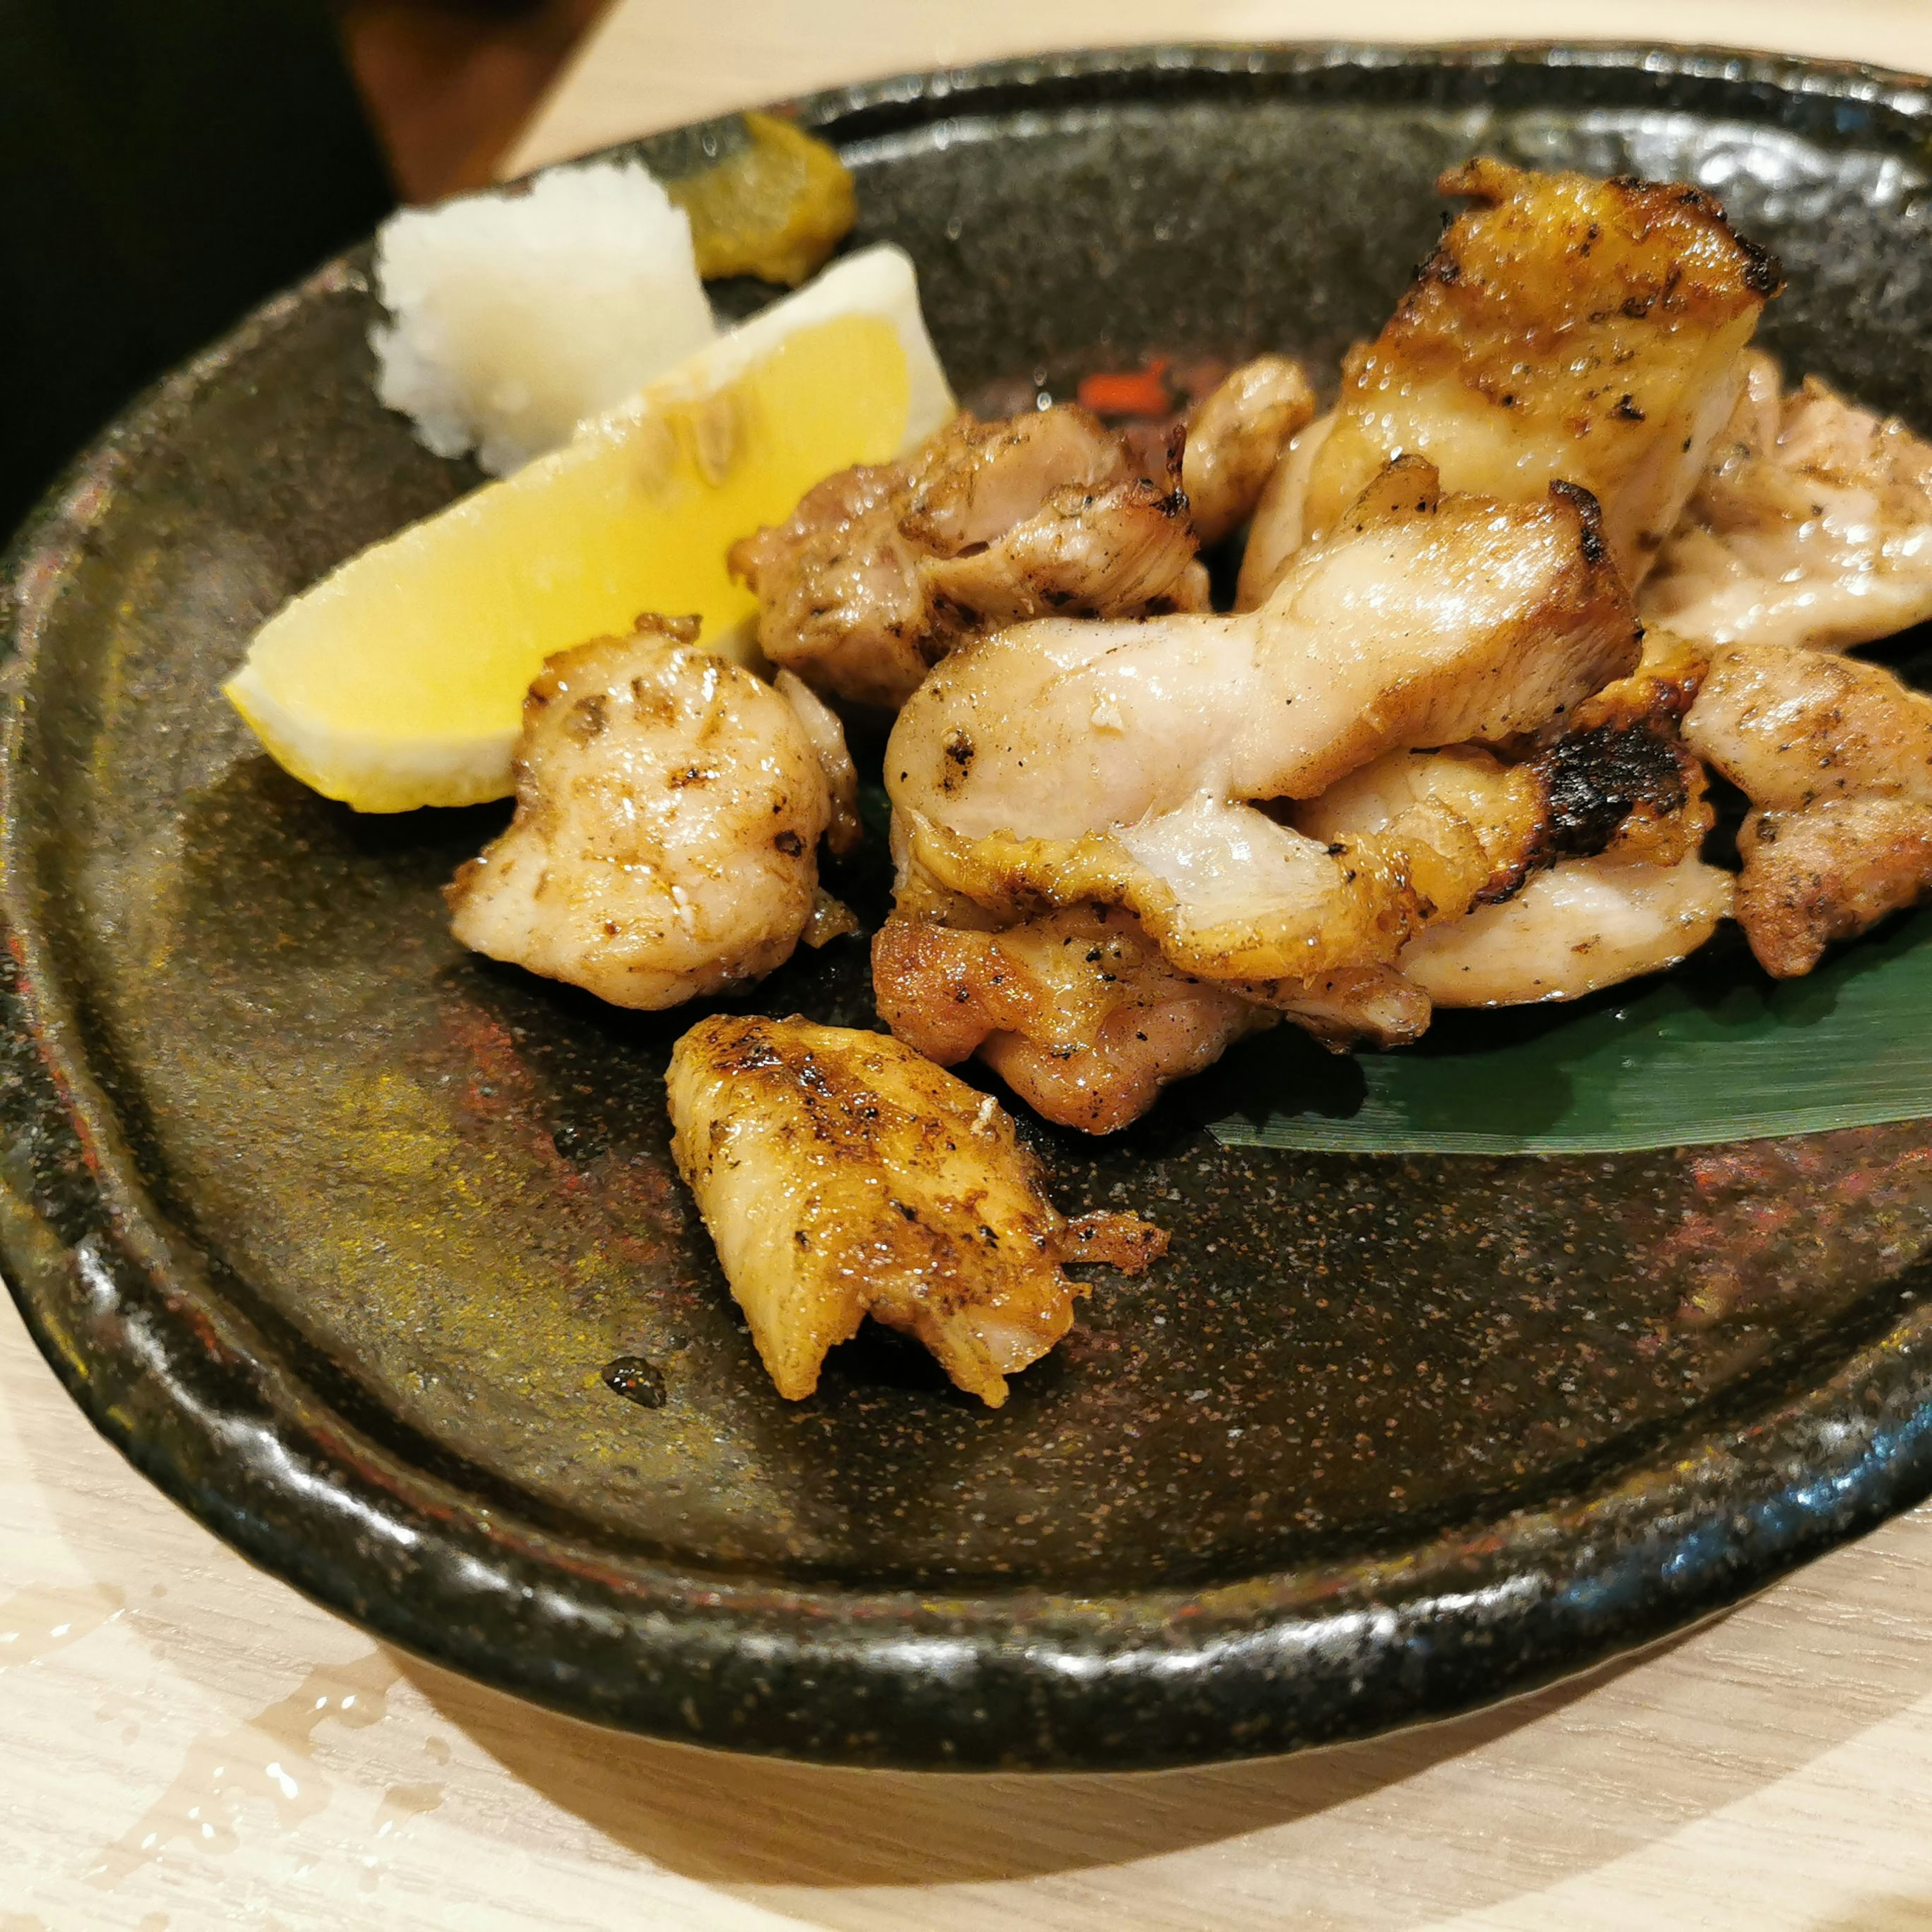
669 112 858 287
222 247 952 813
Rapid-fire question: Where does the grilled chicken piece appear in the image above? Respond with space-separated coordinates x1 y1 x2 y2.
1181 354 1319 546
1239 159 1780 605
1734 799 1932 978
1684 640 1932 974
666 1015 1166 1403
872 902 1279 1134
873 637 1721 1126
917 477 1206 628
1400 852 1734 1005
1290 638 1718 1006
729 403 1207 708
1684 640 1932 811
900 406 1127 550
1236 409 1337 609
1640 350 1932 652
729 464 925 708
448 617 853 1008
772 668 861 854
889 461 1638 989
880 699 1722 1129
1299 629 1714 874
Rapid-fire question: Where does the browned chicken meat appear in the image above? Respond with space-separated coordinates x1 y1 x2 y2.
872 898 1281 1134
666 1015 1166 1403
1684 640 1932 975
1730 799 1932 977
729 401 1209 708
888 461 1638 994
869 464 1726 1126
1238 159 1780 606
1399 852 1734 1004
873 891 1446 1132
448 616 857 1008
1639 349 1932 652
1299 636 1729 1005
1178 353 1318 545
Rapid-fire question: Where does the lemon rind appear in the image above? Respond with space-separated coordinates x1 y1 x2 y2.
221 246 952 814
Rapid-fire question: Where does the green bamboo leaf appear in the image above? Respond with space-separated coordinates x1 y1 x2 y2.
1209 909 1932 1155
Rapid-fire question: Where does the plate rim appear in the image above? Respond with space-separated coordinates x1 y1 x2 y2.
7 39 1932 1770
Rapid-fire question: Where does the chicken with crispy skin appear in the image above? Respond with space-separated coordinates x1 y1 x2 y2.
448 616 857 1008
1302 634 1730 1006
1640 349 1932 652
729 401 1209 708
872 898 1283 1135
1684 639 1932 975
870 461 1694 1126
666 1014 1165 1403
888 461 1638 992
1239 159 1781 606
1301 632 1715 874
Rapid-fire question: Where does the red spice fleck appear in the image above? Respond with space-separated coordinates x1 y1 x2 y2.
1077 358 1172 417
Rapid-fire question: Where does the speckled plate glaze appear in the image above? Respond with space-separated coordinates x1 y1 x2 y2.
9 44 1932 1770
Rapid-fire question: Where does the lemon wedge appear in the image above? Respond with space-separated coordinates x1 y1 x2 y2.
223 245 953 812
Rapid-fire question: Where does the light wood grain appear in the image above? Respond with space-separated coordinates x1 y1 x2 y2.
509 0 1932 174
9 1284 1932 1929
11 6 1932 1927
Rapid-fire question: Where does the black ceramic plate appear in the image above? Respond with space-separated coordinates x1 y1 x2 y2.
9 43 1932 1772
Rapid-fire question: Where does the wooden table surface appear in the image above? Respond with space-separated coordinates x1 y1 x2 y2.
12 5 1932 1927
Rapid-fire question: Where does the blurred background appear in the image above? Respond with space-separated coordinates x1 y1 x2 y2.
2 0 610 537
10 0 1926 542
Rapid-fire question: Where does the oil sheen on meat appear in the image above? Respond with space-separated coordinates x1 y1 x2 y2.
448 616 855 1007
1238 159 1780 605
666 1015 1165 1403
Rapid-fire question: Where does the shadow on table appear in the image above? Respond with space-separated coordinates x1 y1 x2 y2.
14 1289 1932 1925
387 1622 1695 1900
1808 1906 1932 1932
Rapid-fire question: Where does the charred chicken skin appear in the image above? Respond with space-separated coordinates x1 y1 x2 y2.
1239 159 1781 605
667 1014 1164 1403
